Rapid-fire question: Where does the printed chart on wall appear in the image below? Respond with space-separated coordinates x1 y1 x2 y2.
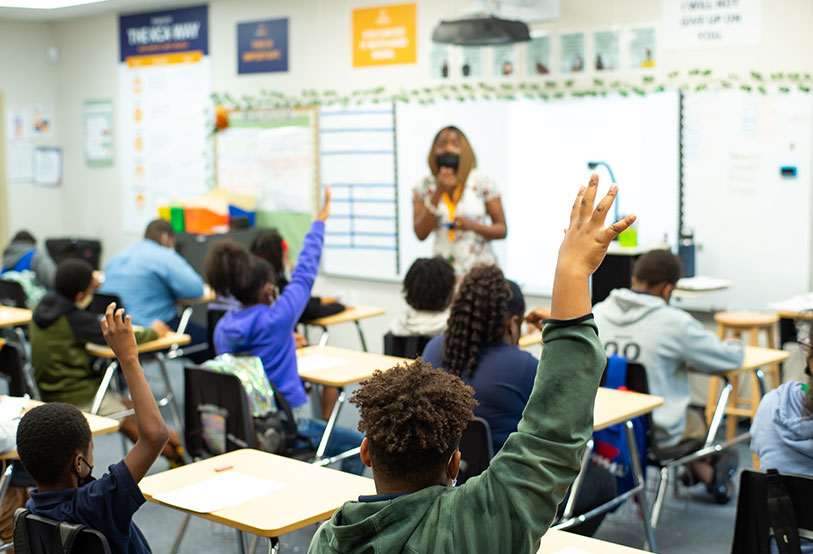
215 107 316 253
681 90 812 310
319 103 398 279
118 5 211 233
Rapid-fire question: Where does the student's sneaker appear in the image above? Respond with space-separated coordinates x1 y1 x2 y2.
706 450 738 504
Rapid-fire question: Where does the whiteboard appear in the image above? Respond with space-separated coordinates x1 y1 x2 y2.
396 92 680 295
679 90 813 311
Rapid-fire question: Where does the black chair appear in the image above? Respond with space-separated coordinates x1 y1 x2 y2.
0 280 28 309
205 308 227 361
732 469 813 554
0 342 39 399
13 508 111 554
383 332 433 359
45 238 101 270
457 417 494 484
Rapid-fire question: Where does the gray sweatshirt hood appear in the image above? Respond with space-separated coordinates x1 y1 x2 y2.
774 382 813 459
596 288 666 325
2 241 36 269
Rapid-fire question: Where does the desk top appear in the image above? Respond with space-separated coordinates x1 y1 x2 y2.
519 331 542 348
86 332 191 358
724 345 789 375
303 305 386 327
0 306 32 327
0 397 120 460
297 345 408 387
593 388 663 432
178 285 216 306
140 449 374 537
539 530 648 553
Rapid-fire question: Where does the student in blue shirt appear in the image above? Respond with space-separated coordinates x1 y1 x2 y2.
101 219 206 360
17 302 171 554
205 188 364 474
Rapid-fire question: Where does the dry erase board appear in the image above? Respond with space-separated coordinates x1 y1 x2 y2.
395 92 681 295
678 90 813 311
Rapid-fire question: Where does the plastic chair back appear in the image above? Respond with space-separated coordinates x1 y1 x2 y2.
0 280 28 309
383 332 432 359
458 417 494 484
13 508 112 554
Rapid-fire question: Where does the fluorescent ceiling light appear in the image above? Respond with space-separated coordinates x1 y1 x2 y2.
0 0 109 9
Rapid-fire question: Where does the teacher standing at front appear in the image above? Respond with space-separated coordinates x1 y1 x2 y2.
412 126 507 276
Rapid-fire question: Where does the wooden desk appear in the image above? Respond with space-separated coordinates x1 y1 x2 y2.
302 305 386 352
593 388 663 432
0 306 31 327
140 449 374 538
297 346 408 461
178 285 215 306
519 331 542 348
539 530 648 553
85 333 190 435
0 397 120 460
555 388 663 552
86 332 191 358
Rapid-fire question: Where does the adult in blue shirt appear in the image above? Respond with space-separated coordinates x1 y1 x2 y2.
101 219 206 358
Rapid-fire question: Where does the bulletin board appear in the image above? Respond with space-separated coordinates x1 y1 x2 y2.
215 106 319 255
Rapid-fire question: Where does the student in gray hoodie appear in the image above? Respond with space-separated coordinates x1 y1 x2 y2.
592 250 745 502
309 175 636 554
2 230 57 287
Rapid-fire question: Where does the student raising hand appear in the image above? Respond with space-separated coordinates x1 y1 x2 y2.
551 174 635 320
100 303 139 362
316 185 331 221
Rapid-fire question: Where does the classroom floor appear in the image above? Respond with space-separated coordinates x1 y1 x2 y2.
88 356 746 554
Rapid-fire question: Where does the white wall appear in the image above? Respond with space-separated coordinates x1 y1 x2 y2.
3 0 813 355
0 20 65 240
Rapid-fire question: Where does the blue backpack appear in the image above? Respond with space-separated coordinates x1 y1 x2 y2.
591 355 649 495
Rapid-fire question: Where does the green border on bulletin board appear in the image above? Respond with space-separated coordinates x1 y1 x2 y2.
83 99 114 168
255 211 312 258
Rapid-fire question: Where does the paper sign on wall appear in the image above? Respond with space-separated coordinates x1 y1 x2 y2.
83 99 114 167
238 18 288 74
661 0 763 49
353 3 416 67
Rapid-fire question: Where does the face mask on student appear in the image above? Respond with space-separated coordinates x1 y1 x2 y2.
436 152 459 171
77 456 95 487
75 293 93 310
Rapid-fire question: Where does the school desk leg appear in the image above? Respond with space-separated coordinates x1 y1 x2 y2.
315 388 347 460
560 439 593 521
318 326 330 347
91 361 119 415
705 379 732 448
236 529 247 554
267 537 280 554
625 420 658 553
353 320 369 352
155 352 185 438
169 513 190 554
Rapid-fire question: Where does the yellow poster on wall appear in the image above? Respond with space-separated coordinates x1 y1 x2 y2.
353 3 416 67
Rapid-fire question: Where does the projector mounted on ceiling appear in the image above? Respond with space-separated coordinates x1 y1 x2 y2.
431 0 558 46
432 15 531 46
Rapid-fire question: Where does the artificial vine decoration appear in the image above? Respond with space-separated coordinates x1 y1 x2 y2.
210 70 813 114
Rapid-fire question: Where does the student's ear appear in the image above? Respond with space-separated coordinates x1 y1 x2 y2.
360 437 372 468
73 291 86 304
448 450 461 481
662 283 675 303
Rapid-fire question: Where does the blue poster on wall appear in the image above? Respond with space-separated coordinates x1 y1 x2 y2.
238 18 289 74
119 5 208 62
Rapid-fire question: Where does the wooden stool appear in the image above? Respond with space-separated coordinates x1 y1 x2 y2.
706 311 781 442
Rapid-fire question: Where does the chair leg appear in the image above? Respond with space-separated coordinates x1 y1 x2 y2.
725 374 740 442
705 376 721 426
650 466 669 530
169 513 191 554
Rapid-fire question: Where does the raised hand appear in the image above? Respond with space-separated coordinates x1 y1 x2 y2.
100 303 139 362
524 307 552 331
316 185 331 221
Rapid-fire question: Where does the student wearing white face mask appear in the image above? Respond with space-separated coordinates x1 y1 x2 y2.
29 259 185 466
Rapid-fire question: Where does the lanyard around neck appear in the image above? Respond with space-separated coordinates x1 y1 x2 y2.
441 184 464 242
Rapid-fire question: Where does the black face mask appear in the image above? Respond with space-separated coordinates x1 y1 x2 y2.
77 456 95 487
436 152 459 170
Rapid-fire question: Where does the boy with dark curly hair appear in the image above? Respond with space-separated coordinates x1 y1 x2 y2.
309 175 636 553
388 257 456 337
17 303 171 554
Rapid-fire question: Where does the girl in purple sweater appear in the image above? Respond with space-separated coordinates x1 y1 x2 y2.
204 188 364 473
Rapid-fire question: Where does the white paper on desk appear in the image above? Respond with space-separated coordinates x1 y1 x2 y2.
769 293 813 313
152 472 285 513
552 548 591 554
0 397 29 421
676 276 732 291
297 355 350 373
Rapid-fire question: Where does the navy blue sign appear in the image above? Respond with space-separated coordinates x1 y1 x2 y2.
238 18 289 74
120 5 208 62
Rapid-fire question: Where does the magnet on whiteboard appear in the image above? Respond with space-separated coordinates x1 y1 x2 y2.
780 166 797 178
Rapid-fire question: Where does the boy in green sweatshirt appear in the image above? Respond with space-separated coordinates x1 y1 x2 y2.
308 175 637 554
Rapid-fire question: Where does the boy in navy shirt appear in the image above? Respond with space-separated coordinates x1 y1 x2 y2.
17 303 170 554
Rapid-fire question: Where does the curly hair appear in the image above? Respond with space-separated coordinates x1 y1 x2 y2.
351 358 476 488
250 229 285 276
442 265 511 378
17 403 91 486
403 257 456 312
205 240 273 305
